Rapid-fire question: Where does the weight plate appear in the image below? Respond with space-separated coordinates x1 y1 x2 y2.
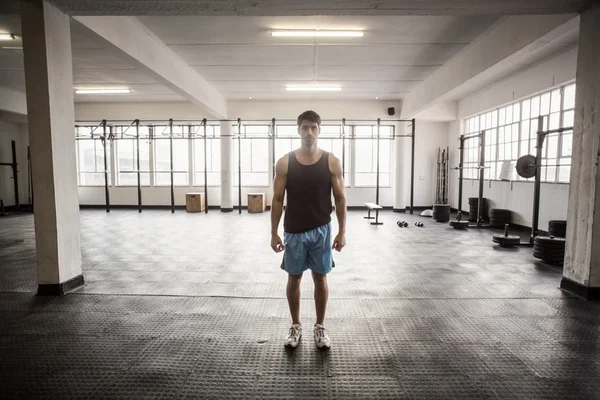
516 154 537 178
492 234 521 246
548 220 567 226
534 236 566 245
534 241 566 249
450 220 469 229
533 252 565 259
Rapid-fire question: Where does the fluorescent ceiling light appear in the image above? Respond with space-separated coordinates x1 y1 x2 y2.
2 46 22 50
271 30 364 37
286 86 342 92
75 88 131 94
0 33 15 40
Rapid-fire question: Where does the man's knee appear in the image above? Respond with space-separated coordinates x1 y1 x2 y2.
288 274 302 288
312 271 327 285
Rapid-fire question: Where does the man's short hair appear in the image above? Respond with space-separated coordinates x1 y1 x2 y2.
297 110 321 127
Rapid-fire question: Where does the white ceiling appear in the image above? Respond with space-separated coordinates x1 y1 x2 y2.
139 16 498 100
1 0 593 16
0 15 500 102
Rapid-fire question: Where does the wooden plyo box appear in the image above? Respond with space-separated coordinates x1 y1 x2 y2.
186 192 205 213
248 193 266 213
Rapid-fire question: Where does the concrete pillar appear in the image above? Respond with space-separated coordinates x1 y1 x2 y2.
20 0 83 295
220 121 233 211
393 123 407 211
561 3 600 300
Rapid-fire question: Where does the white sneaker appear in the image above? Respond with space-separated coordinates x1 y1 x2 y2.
284 324 302 348
313 324 331 349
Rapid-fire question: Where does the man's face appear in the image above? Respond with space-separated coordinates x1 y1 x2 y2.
298 120 320 146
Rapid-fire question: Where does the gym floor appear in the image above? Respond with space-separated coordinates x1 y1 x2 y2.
1 210 600 399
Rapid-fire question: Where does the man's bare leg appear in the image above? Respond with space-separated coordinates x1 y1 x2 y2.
312 272 328 325
287 274 302 325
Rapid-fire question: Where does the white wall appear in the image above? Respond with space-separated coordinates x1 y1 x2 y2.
459 46 577 119
0 121 29 207
411 120 450 207
448 47 576 228
76 99 425 208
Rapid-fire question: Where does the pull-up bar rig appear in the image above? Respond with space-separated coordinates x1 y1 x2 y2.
455 130 489 228
0 141 19 215
75 117 416 215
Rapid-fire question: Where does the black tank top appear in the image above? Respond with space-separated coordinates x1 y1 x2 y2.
284 150 333 234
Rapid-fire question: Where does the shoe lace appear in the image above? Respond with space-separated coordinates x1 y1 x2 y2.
288 326 300 337
315 326 326 338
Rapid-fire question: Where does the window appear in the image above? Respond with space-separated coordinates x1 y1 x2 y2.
233 125 270 187
193 125 221 186
354 125 393 187
275 125 301 163
75 126 111 186
464 82 576 183
114 125 151 186
462 118 480 180
153 125 189 186
317 125 351 184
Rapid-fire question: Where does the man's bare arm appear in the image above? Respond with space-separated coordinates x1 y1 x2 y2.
270 156 288 252
330 155 347 251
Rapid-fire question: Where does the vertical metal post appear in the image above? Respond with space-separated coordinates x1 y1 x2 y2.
102 120 110 213
203 119 208 214
238 118 242 214
458 135 465 213
477 130 486 227
341 118 346 178
136 119 142 213
410 119 416 214
11 140 19 208
375 118 381 205
169 119 175 214
272 118 276 179
531 116 545 242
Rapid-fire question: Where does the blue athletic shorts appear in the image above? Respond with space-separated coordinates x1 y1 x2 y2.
281 223 334 276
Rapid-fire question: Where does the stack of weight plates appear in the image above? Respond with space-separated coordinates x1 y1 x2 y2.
548 220 567 237
468 197 488 222
432 204 451 223
490 208 511 228
533 236 565 264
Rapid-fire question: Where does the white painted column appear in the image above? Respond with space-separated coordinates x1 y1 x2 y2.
393 123 406 211
561 3 600 299
220 121 234 211
20 0 83 295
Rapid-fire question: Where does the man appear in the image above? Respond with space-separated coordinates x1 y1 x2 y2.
270 110 347 349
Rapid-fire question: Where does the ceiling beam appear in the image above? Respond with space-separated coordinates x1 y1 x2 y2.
33 0 595 16
401 15 579 118
0 86 27 115
73 17 227 118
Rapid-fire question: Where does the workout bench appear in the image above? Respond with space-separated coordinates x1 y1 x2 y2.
364 202 383 225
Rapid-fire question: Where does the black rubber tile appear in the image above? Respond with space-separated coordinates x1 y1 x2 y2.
180 372 257 399
100 313 173 337
253 376 329 400
6 311 108 336
260 340 327 376
328 376 404 399
0 292 52 312
325 342 397 377
484 376 600 400
390 341 462 375
131 338 204 372
398 374 497 399
193 339 266 375
0 335 151 371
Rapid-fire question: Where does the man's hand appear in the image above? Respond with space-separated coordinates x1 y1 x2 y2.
332 233 346 252
271 234 285 253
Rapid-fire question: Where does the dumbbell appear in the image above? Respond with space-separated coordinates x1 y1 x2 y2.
396 221 409 227
414 222 424 227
